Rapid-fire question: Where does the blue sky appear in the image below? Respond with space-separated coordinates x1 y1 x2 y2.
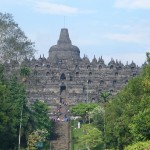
0 0 150 66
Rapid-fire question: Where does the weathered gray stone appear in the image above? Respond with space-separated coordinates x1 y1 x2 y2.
3 28 142 105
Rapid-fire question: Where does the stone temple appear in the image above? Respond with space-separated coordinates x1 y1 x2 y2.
4 28 141 105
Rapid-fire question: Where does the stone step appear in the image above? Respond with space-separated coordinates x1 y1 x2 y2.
51 104 70 150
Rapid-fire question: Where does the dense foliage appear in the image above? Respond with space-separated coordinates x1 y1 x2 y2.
0 12 52 149
103 53 150 149
71 53 150 150
0 12 36 62
77 124 103 150
124 140 150 150
0 64 31 149
0 64 52 149
71 103 98 117
71 103 98 122
27 129 48 150
32 100 52 134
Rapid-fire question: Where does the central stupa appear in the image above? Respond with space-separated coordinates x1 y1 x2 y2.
48 28 80 62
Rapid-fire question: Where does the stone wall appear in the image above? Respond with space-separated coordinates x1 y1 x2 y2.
2 28 142 106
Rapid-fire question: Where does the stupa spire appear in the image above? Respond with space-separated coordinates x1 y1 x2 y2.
57 28 72 45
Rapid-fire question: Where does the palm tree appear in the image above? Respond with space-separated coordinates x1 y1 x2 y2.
99 91 111 103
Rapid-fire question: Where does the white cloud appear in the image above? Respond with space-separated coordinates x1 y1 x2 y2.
0 0 86 15
0 0 37 5
34 1 96 15
34 2 79 15
115 0 150 9
104 33 144 43
104 22 150 45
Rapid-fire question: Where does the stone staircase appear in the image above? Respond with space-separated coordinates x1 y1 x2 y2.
51 104 70 150
51 121 70 150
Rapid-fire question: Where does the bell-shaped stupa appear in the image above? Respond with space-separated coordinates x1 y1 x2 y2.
48 28 80 62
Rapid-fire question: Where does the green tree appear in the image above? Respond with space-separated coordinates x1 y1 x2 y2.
89 105 104 131
7 75 36 148
0 70 25 148
32 100 52 136
71 103 98 122
77 124 103 150
99 91 111 103
19 66 31 83
27 129 48 150
0 65 36 149
0 66 52 149
0 12 36 62
103 53 150 150
146 52 150 63
124 140 150 150
129 107 150 142
0 64 4 82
